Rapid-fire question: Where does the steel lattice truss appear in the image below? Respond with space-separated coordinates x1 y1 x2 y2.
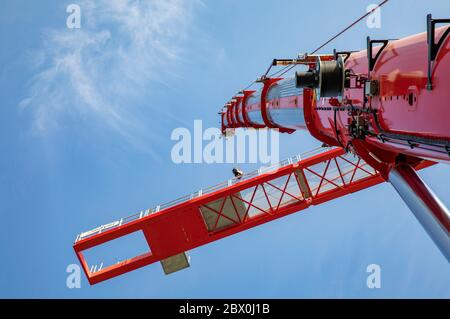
199 153 378 233
73 148 430 284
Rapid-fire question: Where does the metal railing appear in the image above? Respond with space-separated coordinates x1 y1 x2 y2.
75 146 331 242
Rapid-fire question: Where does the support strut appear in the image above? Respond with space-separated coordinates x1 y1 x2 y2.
389 164 450 262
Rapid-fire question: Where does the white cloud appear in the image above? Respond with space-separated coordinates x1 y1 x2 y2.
21 0 202 154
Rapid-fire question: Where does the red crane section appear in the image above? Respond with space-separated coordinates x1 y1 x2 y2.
74 148 432 285
221 24 450 167
219 17 450 260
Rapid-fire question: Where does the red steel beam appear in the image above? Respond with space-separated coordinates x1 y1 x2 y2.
74 148 434 285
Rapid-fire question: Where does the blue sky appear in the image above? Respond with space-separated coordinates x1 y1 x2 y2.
0 0 449 298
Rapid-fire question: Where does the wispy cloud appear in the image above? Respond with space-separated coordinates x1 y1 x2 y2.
21 0 203 155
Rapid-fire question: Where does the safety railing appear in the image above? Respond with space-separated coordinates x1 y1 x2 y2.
75 146 331 242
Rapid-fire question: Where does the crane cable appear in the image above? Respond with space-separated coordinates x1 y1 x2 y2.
235 0 390 95
240 62 296 93
311 0 389 54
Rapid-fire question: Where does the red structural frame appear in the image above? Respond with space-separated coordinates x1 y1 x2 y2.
241 90 258 127
74 148 433 284
232 96 245 127
260 78 295 134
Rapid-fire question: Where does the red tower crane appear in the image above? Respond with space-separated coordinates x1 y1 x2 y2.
74 13 450 285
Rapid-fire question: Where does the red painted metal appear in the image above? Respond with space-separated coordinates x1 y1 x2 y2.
244 91 266 129
222 78 296 132
241 90 257 127
75 15 448 285
233 96 245 127
261 78 296 133
260 78 282 129
226 102 232 128
221 27 450 167
216 22 450 263
228 100 237 127
220 111 226 135
74 148 433 284
303 88 341 148
310 27 450 165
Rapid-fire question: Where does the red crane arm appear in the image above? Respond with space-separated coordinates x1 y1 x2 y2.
73 148 433 285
